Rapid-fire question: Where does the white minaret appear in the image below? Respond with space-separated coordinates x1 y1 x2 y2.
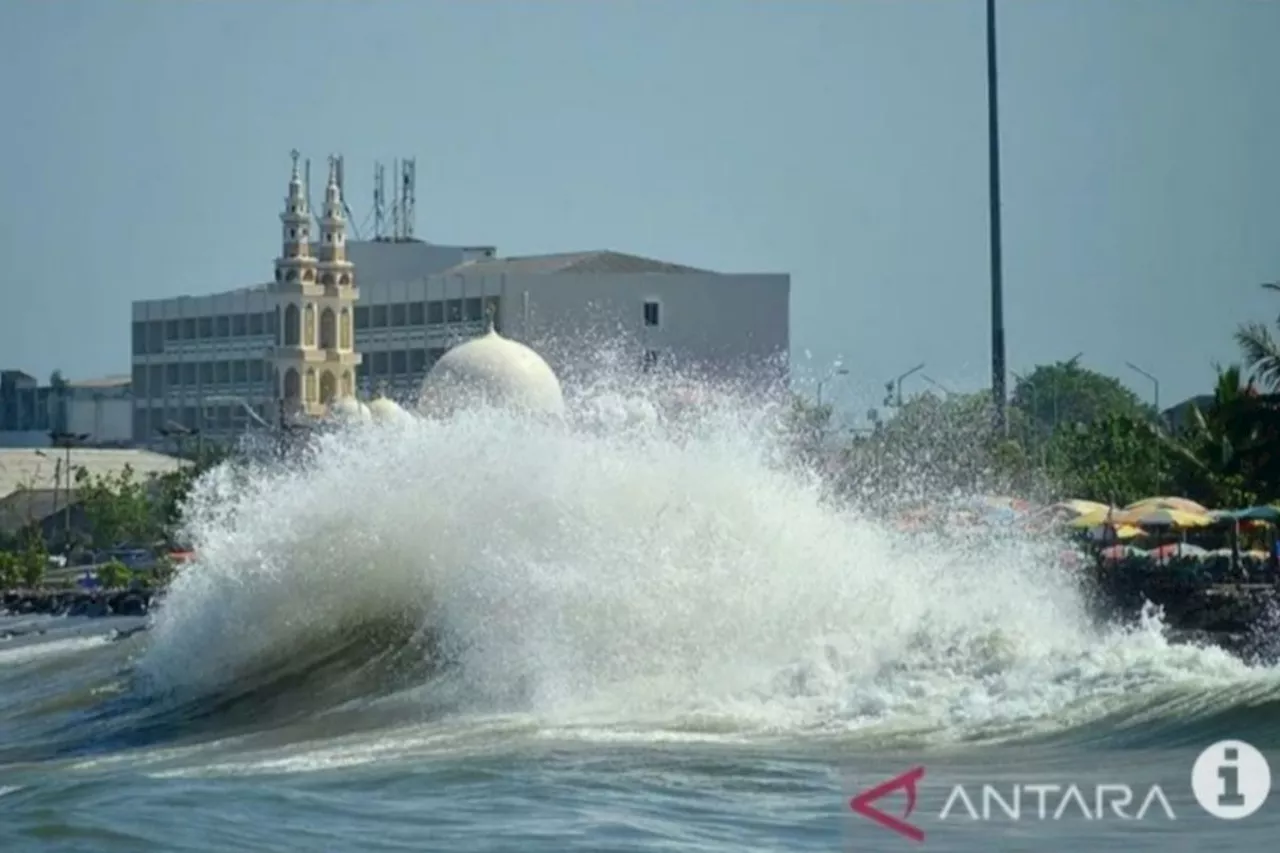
268 151 361 423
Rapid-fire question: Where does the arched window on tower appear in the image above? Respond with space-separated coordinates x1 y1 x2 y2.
339 308 351 349
338 273 350 286
305 368 317 403
320 371 336 404
284 304 300 346
341 370 353 397
285 269 297 282
304 304 316 347
302 268 314 282
283 368 301 401
320 308 336 349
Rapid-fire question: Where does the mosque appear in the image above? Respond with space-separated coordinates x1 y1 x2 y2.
269 153 565 429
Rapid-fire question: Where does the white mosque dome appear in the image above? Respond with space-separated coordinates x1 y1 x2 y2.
328 396 372 424
419 326 565 418
368 396 410 423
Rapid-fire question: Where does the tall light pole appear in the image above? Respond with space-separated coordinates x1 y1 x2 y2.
1125 361 1162 493
49 430 89 545
920 374 953 397
1125 362 1160 418
817 366 849 407
886 363 926 407
987 0 1007 435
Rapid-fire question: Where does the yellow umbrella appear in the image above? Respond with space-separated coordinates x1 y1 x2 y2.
1068 507 1120 529
1083 523 1145 541
1054 499 1113 517
1111 507 1214 528
1123 496 1210 515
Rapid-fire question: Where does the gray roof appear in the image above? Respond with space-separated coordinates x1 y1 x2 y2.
441 250 715 277
0 488 79 536
0 448 189 501
68 375 131 389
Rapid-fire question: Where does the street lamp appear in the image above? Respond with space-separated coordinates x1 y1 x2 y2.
48 430 89 544
1124 361 1162 493
202 395 274 430
885 363 926 407
920 374 953 397
1124 362 1160 417
158 421 202 461
817 365 849 407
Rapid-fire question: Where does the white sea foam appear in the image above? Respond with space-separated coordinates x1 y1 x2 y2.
134 377 1275 746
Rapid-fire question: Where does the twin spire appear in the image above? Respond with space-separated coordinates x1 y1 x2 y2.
282 150 345 220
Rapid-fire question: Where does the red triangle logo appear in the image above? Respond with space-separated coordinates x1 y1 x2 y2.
849 765 926 842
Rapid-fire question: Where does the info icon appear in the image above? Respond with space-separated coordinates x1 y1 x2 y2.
1191 740 1271 820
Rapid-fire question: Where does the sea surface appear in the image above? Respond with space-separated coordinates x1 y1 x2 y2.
1 389 1278 852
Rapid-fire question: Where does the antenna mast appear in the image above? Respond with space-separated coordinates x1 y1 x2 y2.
304 158 314 228
401 158 416 240
373 162 387 240
336 155 361 239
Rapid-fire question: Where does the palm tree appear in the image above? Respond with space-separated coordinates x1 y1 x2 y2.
1235 282 1280 391
1159 364 1263 507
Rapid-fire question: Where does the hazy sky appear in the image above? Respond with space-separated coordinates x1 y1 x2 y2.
2 0 1277 420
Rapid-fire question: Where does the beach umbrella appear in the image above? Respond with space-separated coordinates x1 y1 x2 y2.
1215 505 1280 525
1068 507 1120 529
1083 523 1144 542
1054 499 1113 517
1100 544 1145 561
1148 542 1208 559
1123 496 1210 515
1111 507 1214 529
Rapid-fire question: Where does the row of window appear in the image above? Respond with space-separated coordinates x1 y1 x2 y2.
133 359 270 395
132 349 453 397
131 296 501 355
135 404 264 437
133 313 279 355
354 296 497 330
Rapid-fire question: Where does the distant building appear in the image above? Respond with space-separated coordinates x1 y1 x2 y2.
130 152 790 448
1162 394 1214 433
0 447 188 502
0 371 133 448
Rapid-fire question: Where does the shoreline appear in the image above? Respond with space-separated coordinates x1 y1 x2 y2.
2 579 1278 661
1 588 157 619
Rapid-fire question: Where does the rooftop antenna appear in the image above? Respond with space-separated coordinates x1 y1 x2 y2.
390 158 401 241
304 157 315 229
401 158 416 240
336 155 361 239
372 162 386 240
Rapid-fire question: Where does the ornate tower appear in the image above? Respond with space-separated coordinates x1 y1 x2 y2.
269 151 362 422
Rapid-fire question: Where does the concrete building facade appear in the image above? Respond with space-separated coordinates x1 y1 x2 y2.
1 371 133 448
130 155 790 448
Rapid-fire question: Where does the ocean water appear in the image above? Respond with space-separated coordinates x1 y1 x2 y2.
1 383 1277 852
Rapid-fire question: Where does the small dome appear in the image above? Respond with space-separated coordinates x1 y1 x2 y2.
419 327 565 418
368 396 410 423
328 396 372 424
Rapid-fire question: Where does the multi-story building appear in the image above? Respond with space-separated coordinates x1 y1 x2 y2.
131 153 790 448
1 370 133 448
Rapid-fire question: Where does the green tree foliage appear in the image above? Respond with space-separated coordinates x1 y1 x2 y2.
1044 413 1168 507
95 559 132 589
1161 365 1277 507
74 464 158 550
18 530 46 588
836 390 1044 506
1235 282 1280 391
1011 358 1151 450
0 551 18 589
781 393 835 468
